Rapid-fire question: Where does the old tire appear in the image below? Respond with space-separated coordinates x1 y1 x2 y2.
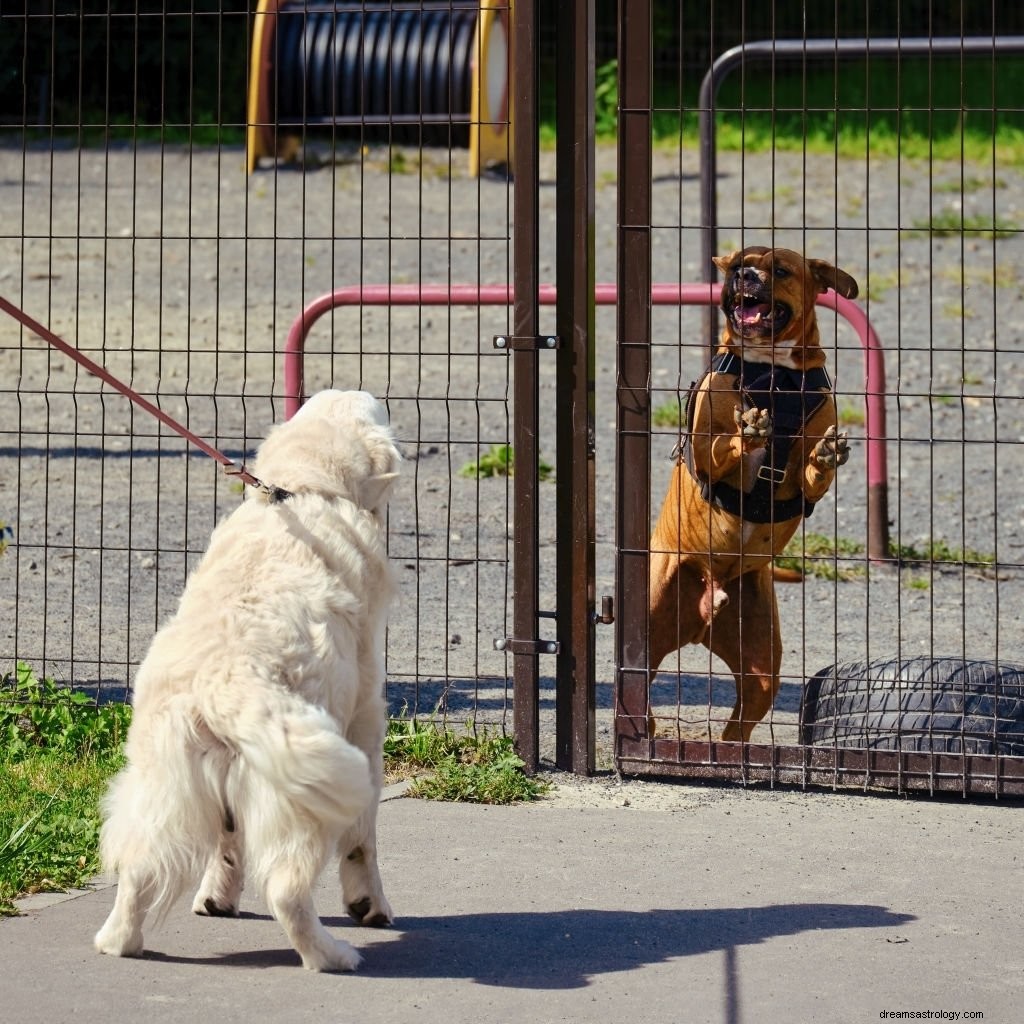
800 656 1024 756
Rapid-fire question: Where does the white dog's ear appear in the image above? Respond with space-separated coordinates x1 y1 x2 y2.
360 472 400 512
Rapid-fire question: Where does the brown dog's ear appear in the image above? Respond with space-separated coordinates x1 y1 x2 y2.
712 252 740 276
808 259 859 300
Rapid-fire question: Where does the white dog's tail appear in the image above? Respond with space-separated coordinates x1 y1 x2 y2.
210 685 374 832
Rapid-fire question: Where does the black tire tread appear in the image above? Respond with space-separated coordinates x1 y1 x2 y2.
800 656 1024 756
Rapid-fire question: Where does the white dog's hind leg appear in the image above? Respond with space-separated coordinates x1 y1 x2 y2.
339 806 393 928
264 864 362 972
339 700 393 927
94 865 157 958
191 827 244 917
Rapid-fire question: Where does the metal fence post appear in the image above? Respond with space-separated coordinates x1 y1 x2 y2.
614 0 654 754
511 0 541 772
554 0 597 774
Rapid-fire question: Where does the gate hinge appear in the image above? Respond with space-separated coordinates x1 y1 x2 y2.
494 637 560 655
493 334 560 351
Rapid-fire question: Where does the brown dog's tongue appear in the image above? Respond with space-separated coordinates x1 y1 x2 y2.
738 302 771 324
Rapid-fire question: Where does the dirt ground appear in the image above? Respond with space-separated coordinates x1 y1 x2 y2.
2 139 1023 770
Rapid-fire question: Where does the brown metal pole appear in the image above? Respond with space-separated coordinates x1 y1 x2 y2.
554 0 597 775
510 0 541 773
615 0 653 755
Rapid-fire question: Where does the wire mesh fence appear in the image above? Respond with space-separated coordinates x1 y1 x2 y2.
1 2 520 739
3 2 1024 791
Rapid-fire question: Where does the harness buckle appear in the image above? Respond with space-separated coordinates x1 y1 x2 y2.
756 464 787 485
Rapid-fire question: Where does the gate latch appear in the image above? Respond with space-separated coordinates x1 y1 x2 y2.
494 637 560 655
493 335 560 351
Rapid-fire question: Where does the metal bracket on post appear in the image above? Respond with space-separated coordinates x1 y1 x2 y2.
494 637 561 655
493 334 560 351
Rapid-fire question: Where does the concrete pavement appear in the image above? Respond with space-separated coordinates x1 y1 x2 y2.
2 777 1021 1024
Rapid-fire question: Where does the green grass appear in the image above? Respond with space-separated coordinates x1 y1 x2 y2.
891 538 996 571
385 717 549 804
1 663 129 915
776 533 997 582
0 749 122 916
652 399 685 429
776 532 868 581
568 56 1024 167
906 209 1017 240
459 444 554 482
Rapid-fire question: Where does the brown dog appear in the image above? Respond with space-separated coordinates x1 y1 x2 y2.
649 246 858 742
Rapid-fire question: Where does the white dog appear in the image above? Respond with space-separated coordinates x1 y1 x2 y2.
94 390 401 971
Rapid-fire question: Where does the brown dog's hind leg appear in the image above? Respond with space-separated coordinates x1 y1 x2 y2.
704 568 783 742
647 555 725 737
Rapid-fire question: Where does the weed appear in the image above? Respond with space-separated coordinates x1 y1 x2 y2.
776 532 867 581
933 175 1006 194
893 538 996 570
0 747 121 915
1 663 131 760
652 399 685 428
837 401 866 428
385 717 549 804
906 209 1016 239
942 302 973 321
0 521 11 556
776 533 996 581
459 444 553 482
863 270 901 302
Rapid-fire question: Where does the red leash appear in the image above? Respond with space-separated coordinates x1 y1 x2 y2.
0 294 266 490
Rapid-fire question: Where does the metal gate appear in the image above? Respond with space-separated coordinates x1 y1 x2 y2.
612 2 1024 797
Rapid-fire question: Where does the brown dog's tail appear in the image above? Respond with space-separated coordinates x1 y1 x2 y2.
771 563 805 583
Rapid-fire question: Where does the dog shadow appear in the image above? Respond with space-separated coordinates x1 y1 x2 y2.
149 903 913 986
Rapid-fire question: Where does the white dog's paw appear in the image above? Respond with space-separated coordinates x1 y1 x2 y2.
191 892 240 917
94 922 144 958
346 893 394 928
301 937 363 973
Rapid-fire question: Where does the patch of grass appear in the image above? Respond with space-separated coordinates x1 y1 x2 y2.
0 663 130 915
836 401 865 428
384 717 549 804
0 749 122 916
906 209 1016 239
777 532 867 581
1 662 131 759
459 444 553 482
863 270 901 302
893 538 996 571
933 175 1006 194
778 533 998 582
941 302 974 321
936 263 1019 289
652 399 685 429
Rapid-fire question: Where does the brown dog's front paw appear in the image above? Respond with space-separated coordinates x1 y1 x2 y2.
734 406 772 449
812 425 850 469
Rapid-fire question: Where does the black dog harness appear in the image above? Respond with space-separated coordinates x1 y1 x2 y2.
680 351 832 524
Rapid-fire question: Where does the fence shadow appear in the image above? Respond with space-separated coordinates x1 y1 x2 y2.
348 903 913 988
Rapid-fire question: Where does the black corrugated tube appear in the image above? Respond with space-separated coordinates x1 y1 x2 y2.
274 2 479 145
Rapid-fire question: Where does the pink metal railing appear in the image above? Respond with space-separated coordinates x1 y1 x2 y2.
283 283 888 559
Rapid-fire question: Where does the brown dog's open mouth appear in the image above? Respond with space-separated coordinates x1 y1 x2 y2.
729 295 792 336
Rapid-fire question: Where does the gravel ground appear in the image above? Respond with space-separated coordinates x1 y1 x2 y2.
2 139 1023 769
